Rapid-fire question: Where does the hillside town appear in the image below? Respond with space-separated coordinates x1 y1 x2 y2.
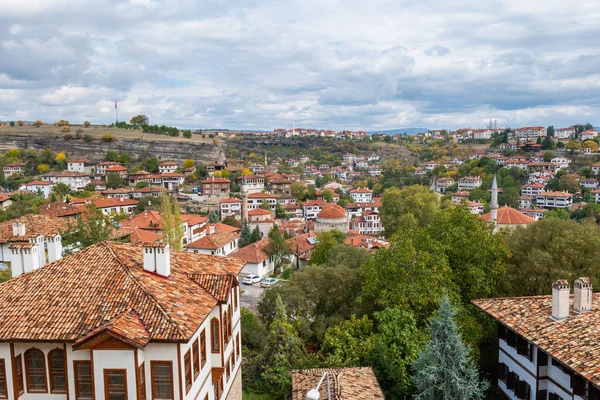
1 118 600 400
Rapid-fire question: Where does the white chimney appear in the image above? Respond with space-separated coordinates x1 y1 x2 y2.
574 277 593 313
29 235 45 266
17 222 25 236
9 243 41 277
47 234 63 263
142 243 171 277
551 280 570 321
12 222 18 237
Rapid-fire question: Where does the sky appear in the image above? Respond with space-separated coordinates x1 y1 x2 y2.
1 0 600 130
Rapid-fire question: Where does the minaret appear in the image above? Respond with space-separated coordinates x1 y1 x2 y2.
241 175 248 222
264 153 267 167
490 175 498 226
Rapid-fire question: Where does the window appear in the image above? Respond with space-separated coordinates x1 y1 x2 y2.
537 349 548 366
15 355 24 396
515 380 530 400
48 349 66 393
201 330 207 367
234 287 238 310
184 350 192 393
497 324 507 341
104 370 127 400
74 361 93 400
151 361 173 400
25 348 47 392
228 304 233 340
236 333 241 359
222 311 228 344
0 359 7 399
516 337 532 360
497 362 507 383
506 372 517 391
573 375 589 398
192 340 200 380
549 393 564 400
507 330 517 348
211 318 220 353
139 363 146 400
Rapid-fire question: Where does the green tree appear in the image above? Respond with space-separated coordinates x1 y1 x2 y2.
130 114 149 125
239 219 252 248
413 296 488 400
504 218 600 296
310 230 346 265
208 210 219 223
145 157 159 173
260 199 271 211
547 125 555 137
264 226 292 271
51 182 70 200
61 204 114 254
105 149 119 162
160 194 184 250
106 173 124 189
250 226 262 243
566 140 582 154
380 186 439 237
260 296 304 397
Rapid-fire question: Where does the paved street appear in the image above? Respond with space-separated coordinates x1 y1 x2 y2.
240 283 264 312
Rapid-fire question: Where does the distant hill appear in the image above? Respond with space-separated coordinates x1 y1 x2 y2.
368 128 429 136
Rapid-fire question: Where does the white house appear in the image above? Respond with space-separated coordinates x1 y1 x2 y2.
458 176 483 191
520 183 545 196
185 229 239 256
25 180 54 198
2 162 26 178
550 157 571 169
41 172 91 191
230 238 275 278
220 198 242 219
350 210 383 235
0 241 245 400
474 278 600 400
67 158 94 174
349 188 373 203
535 191 573 209
159 161 179 174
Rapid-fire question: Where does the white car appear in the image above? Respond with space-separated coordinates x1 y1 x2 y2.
260 277 279 288
243 274 261 285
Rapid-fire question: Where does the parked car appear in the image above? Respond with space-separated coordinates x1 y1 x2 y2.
260 277 279 288
243 274 261 285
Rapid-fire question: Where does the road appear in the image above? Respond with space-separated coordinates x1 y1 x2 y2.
240 283 264 312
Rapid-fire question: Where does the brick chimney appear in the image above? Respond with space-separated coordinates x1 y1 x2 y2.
9 243 41 277
143 242 171 277
574 277 593 313
551 280 570 321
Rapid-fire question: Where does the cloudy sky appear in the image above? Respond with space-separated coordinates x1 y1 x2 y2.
1 0 599 130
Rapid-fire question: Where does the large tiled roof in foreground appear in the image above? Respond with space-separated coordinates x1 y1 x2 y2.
473 294 600 387
0 241 245 343
291 367 384 400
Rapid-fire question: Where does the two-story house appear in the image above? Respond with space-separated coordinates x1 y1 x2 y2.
0 241 245 400
535 191 574 209
202 177 231 198
349 188 373 203
458 176 483 191
474 279 600 400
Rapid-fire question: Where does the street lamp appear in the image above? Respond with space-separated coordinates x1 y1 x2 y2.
305 371 330 400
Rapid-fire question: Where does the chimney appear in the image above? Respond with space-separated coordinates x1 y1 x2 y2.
551 280 570 321
142 243 171 277
574 277 593 313
47 234 63 263
9 243 41 277
209 224 215 235
29 235 45 266
12 221 26 237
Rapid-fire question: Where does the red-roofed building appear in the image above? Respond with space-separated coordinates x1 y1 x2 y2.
220 198 242 219
202 176 230 197
25 180 54 197
2 162 26 177
230 238 274 277
481 205 535 230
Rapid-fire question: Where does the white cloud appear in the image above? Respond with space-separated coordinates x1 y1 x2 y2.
0 0 599 129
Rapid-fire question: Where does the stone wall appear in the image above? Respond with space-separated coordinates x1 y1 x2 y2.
225 368 242 400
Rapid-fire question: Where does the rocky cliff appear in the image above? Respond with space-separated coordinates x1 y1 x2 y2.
0 132 225 164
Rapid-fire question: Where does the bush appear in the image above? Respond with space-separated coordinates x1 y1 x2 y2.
281 267 293 280
102 133 116 142
83 121 91 127
9 121 15 127
33 120 43 127
16 120 24 126
61 125 70 133
83 134 93 142
64 133 74 140
183 130 192 139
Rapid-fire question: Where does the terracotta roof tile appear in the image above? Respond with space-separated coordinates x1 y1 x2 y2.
0 241 245 342
0 214 70 243
185 231 239 250
291 368 384 400
481 206 535 225
473 294 600 388
229 238 270 264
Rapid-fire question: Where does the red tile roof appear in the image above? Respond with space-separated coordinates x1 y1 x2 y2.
185 231 239 250
292 368 384 400
0 214 70 243
473 294 600 388
0 241 245 342
481 206 535 225
229 238 270 264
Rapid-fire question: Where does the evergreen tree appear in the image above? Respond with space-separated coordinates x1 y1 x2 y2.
260 296 304 396
413 296 488 400
239 219 252 248
250 226 262 243
208 210 219 223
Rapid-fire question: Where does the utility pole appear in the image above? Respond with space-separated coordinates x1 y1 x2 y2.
115 101 119 124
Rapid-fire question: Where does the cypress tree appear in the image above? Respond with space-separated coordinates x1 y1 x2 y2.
413 296 488 400
239 219 251 248
250 226 262 243
208 210 219 223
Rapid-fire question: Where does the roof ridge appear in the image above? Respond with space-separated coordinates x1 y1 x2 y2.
104 241 186 340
